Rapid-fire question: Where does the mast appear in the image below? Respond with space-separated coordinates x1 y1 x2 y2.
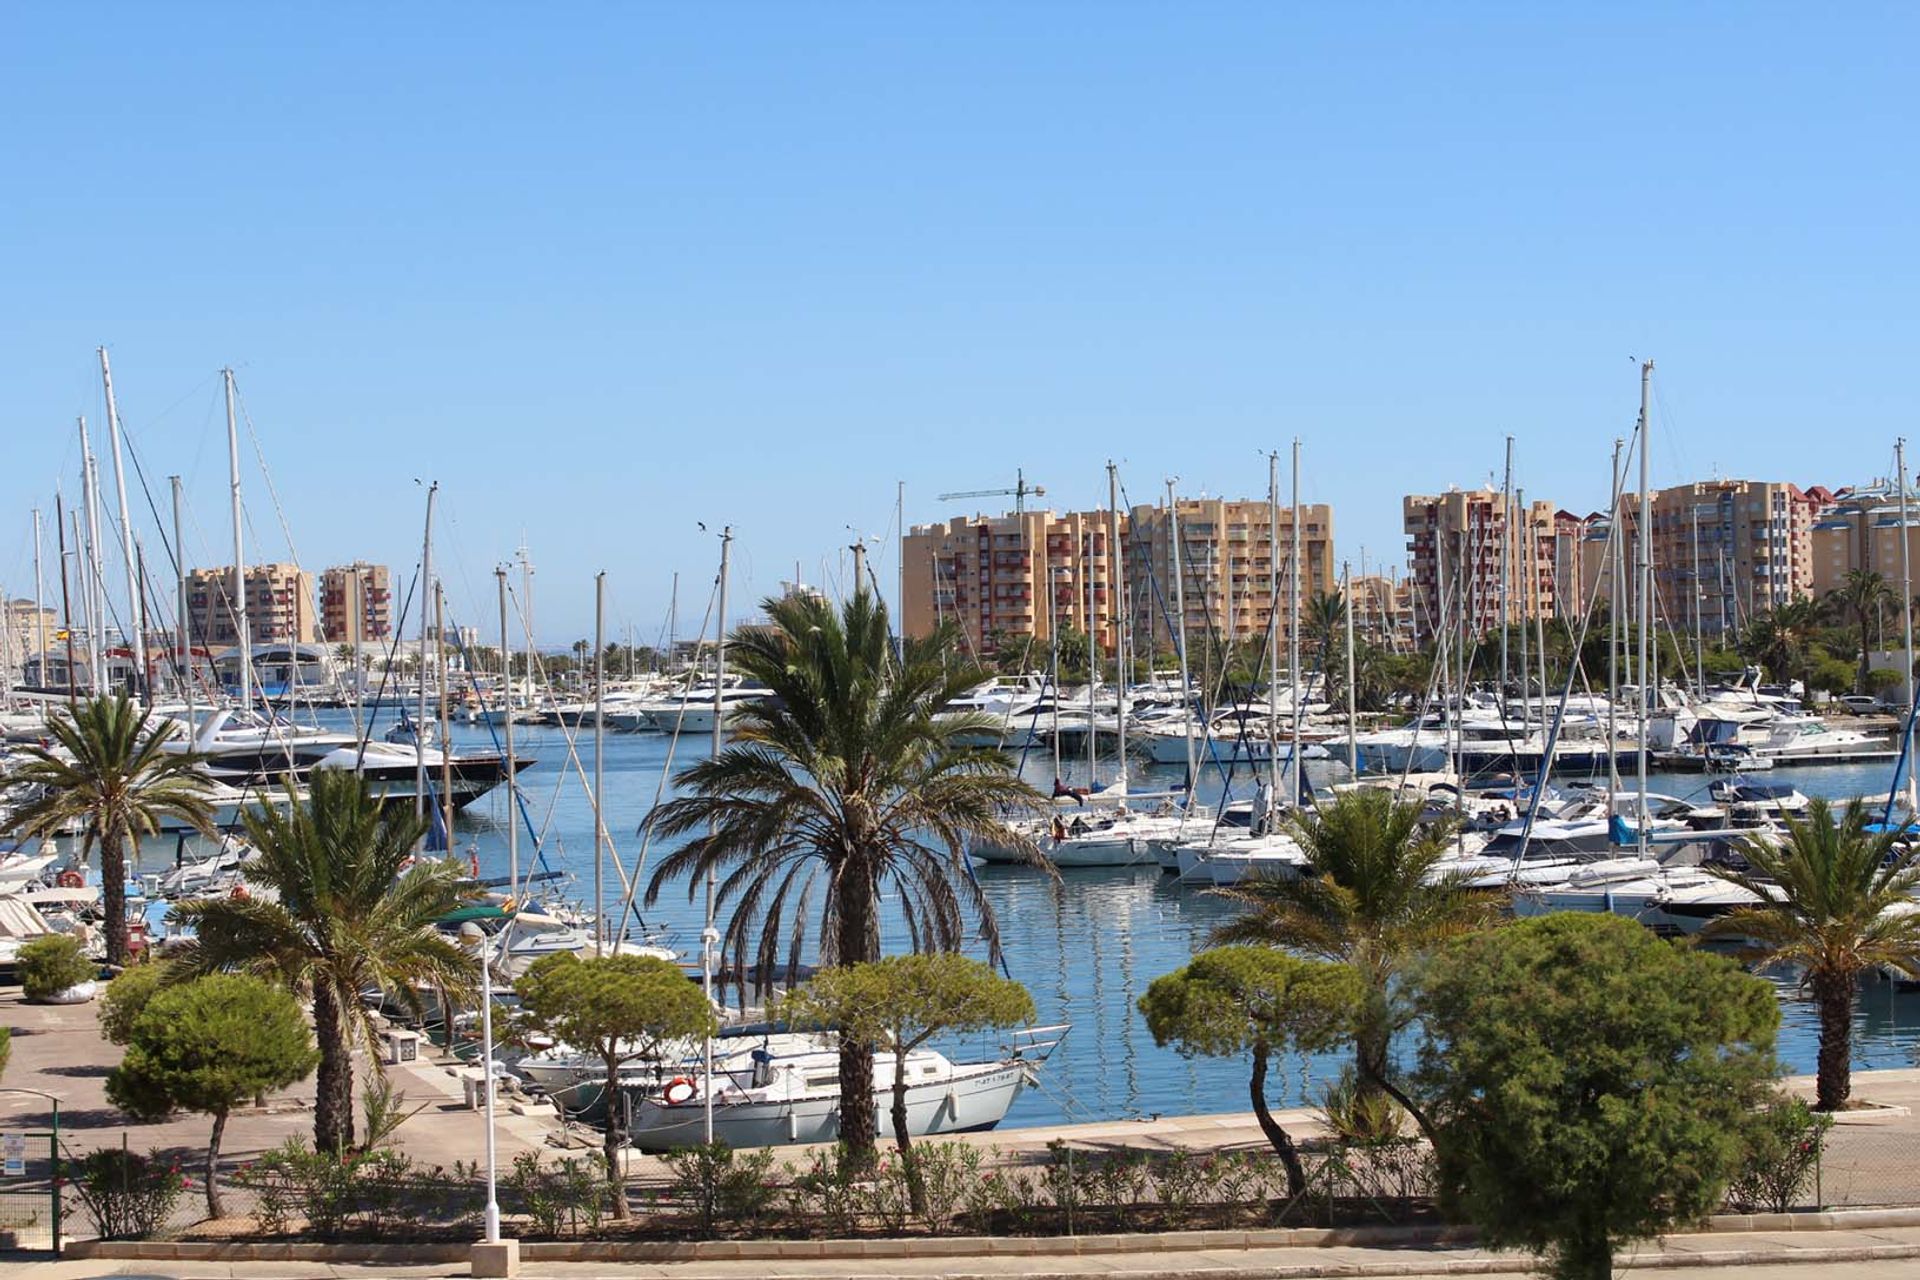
519 544 535 709
100 349 148 693
1267 452 1281 794
73 508 97 695
705 526 732 1146
1635 362 1654 859
1898 438 1916 814
1500 435 1513 709
349 567 364 742
223 370 253 714
1084 517 1097 784
56 495 77 708
1343 559 1358 775
498 568 519 896
1517 485 1530 729
415 481 438 823
1289 438 1303 809
592 571 607 955
1607 438 1623 809
896 480 907 664
1691 497 1705 699
1167 480 1195 788
170 478 189 725
77 417 107 693
436 584 454 856
1107 462 1127 780
31 509 45 695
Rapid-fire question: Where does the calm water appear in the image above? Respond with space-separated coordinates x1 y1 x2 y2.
148 709 1920 1128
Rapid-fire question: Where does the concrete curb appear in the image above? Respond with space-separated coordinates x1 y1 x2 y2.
62 1205 1920 1266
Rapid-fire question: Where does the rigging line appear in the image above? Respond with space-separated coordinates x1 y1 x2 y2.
233 383 307 572
606 570 723 949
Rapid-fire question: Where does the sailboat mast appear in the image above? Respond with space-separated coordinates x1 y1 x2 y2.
1084 515 1096 783
1607 438 1623 809
1517 484 1530 729
705 526 732 1146
592 571 607 955
1107 462 1127 777
1289 438 1303 809
170 478 189 724
1267 452 1281 791
31 509 45 696
1500 435 1513 708
77 417 107 693
100 349 147 692
1898 438 1916 813
1343 559 1357 775
415 480 438 822
223 370 252 715
498 568 519 896
1167 480 1195 787
1635 362 1654 859
56 494 77 708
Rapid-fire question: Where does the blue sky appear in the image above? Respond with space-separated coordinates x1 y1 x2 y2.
4 4 1915 642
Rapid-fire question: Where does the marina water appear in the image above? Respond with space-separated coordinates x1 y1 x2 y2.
144 709 1920 1130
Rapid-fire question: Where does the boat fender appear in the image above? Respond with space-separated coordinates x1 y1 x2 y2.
662 1076 697 1105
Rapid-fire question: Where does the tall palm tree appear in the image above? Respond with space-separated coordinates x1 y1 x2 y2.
1703 796 1920 1110
1827 569 1895 694
645 588 1048 1164
1210 788 1502 1104
1302 590 1347 700
169 771 477 1151
2 695 215 966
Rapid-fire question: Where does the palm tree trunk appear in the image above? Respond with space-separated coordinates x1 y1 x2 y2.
205 1107 227 1219
1812 966 1855 1111
835 866 880 1167
101 827 129 968
603 1054 630 1217
311 984 355 1153
1249 1041 1307 1198
1859 613 1873 694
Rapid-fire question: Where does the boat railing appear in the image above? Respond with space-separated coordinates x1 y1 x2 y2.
1005 1022 1071 1063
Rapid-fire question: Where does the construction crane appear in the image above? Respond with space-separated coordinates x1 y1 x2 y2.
937 468 1046 516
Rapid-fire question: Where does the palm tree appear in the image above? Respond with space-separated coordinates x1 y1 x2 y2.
1302 590 1346 700
1703 796 1920 1110
1210 788 1502 1106
645 587 1048 1164
169 771 477 1151
2 695 216 966
1827 570 1895 694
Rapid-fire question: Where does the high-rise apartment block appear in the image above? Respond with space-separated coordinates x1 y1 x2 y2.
1809 481 1919 598
901 497 1335 662
1402 490 1558 640
184 563 319 648
321 562 393 643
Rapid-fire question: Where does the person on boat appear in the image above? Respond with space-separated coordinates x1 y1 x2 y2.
1253 777 1274 836
1049 815 1068 843
1052 776 1089 802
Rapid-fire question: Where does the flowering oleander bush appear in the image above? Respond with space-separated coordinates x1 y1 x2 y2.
66 1147 187 1240
1726 1099 1834 1214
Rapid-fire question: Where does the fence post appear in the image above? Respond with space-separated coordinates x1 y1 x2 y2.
49 1131 61 1257
1815 1138 1824 1209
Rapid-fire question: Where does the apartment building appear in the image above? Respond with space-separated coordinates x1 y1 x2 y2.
3 597 59 667
1123 498 1334 656
901 497 1334 661
321 562 393 643
1403 489 1558 640
1809 482 1920 597
185 563 320 648
1347 573 1416 649
901 509 1122 659
1630 481 1819 636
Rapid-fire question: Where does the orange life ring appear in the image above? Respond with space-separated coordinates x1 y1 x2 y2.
662 1076 697 1105
56 869 84 889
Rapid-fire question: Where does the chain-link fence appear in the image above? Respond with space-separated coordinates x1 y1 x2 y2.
0 1133 61 1254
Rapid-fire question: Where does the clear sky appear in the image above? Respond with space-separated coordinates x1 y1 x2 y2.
4 4 1915 643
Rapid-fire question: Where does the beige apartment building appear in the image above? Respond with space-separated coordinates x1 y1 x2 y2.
3 597 59 668
901 497 1334 662
1403 489 1558 640
1630 481 1819 637
1809 483 1919 597
901 509 1122 660
1347 573 1416 649
321 562 394 643
185 563 320 648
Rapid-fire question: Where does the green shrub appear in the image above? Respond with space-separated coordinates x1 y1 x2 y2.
664 1141 777 1237
1318 1066 1405 1142
18 934 92 1001
1727 1099 1833 1214
66 1147 186 1240
504 1152 609 1237
100 959 172 1044
1864 667 1904 695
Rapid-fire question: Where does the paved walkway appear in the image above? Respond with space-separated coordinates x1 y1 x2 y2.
10 1224 1920 1279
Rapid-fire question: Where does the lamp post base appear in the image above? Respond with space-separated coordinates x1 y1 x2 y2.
471 1238 521 1278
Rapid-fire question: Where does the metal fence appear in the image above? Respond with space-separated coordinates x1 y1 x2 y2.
0 1133 62 1254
